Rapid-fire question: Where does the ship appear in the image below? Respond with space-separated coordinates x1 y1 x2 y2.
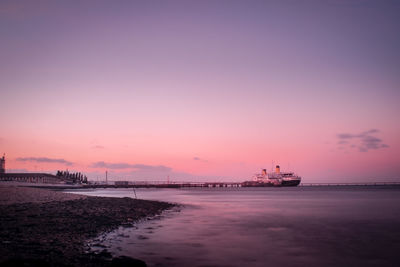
242 165 301 187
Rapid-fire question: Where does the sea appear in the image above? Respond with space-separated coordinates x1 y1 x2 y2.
66 186 400 267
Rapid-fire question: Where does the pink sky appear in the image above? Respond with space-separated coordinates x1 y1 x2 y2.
1 1 399 182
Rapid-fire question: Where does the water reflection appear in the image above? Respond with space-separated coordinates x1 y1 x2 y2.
67 187 400 267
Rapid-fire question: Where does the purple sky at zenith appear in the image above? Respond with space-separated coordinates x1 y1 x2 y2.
1 0 399 182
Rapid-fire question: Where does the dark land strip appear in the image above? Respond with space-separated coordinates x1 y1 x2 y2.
0 196 175 266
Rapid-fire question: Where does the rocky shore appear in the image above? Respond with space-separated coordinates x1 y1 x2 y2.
0 186 175 266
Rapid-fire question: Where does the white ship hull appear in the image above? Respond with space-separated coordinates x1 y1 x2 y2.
243 165 301 187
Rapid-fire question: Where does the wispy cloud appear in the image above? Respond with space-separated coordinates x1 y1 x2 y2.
91 145 105 149
16 157 73 166
336 129 389 152
193 156 208 162
90 161 172 172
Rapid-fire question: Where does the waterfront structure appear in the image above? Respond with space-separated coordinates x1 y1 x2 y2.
0 154 86 184
115 181 129 186
0 172 63 183
0 153 6 175
56 170 88 184
0 154 5 174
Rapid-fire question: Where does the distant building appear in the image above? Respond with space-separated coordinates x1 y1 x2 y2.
0 172 63 183
0 154 5 174
0 154 67 184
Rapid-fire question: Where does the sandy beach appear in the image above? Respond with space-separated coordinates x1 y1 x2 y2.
0 185 174 266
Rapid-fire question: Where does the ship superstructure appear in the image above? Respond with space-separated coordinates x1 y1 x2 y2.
244 165 301 187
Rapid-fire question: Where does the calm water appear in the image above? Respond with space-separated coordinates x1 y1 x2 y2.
66 187 400 267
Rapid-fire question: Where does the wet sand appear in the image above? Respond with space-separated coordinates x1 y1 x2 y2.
0 185 175 266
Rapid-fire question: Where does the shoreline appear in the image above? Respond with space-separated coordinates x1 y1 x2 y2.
0 185 175 266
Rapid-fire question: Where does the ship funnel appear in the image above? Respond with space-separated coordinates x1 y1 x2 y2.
275 165 280 174
262 169 267 175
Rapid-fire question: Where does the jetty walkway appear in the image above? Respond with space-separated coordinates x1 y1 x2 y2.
79 181 400 189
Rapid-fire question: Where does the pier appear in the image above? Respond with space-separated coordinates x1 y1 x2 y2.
299 182 400 187
80 181 400 189
84 181 244 189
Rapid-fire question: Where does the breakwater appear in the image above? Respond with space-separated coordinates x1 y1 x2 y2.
73 181 400 189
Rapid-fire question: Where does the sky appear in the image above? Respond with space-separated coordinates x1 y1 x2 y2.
1 0 399 183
